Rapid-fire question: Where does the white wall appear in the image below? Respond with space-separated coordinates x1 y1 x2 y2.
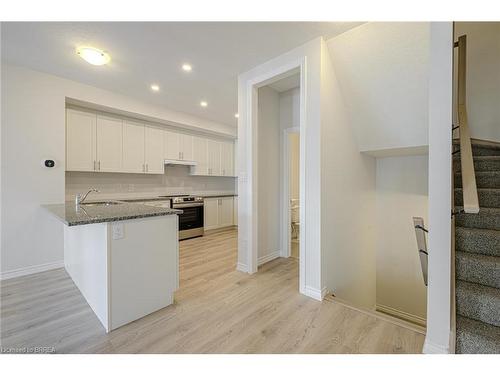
257 86 281 261
375 155 428 321
279 88 300 129
454 22 500 143
320 40 377 309
326 23 430 154
1 64 235 277
425 22 454 354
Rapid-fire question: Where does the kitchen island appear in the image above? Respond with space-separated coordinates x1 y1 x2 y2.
44 201 182 332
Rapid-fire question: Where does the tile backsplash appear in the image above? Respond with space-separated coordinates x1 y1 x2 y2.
66 164 237 201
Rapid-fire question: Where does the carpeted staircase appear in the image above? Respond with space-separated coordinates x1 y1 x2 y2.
454 143 500 354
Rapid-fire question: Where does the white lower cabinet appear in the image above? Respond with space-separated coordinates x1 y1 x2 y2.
204 197 235 230
204 198 220 230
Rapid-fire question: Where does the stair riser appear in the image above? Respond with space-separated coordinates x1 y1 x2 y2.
455 212 500 230
456 285 500 327
456 252 500 289
455 173 500 189
472 145 500 156
455 227 500 256
455 189 500 208
454 158 500 172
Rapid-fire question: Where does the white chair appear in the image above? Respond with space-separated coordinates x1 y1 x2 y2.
290 199 300 240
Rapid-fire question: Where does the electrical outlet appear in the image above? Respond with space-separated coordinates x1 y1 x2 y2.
112 223 124 240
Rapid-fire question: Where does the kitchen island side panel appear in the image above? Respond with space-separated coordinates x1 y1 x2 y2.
64 223 110 331
109 215 179 330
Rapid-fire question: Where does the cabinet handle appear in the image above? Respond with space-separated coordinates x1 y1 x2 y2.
146 164 149 172
93 160 96 171
98 161 101 171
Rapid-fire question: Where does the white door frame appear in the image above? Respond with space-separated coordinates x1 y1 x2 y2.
244 57 307 295
281 127 300 258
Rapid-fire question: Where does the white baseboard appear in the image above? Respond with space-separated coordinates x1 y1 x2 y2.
236 262 248 273
1 260 64 281
376 304 427 327
257 251 280 266
422 338 450 354
303 286 328 301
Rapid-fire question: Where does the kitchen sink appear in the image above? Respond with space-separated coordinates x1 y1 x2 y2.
80 201 123 207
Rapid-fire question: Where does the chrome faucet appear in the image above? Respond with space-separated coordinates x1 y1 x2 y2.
75 188 100 205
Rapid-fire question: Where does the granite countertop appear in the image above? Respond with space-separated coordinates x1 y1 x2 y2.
43 201 182 227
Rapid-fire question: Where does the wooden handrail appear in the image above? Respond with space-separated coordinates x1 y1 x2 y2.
456 35 480 214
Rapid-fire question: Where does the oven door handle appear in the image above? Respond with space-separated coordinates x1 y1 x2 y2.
173 203 204 208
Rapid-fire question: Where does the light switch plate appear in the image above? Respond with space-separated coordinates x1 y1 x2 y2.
112 223 124 240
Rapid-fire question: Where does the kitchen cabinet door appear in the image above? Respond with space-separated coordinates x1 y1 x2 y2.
219 197 234 227
122 120 145 173
66 109 96 172
207 140 221 176
192 136 208 175
179 134 194 161
220 141 234 177
164 130 180 160
204 198 219 230
96 114 123 172
145 126 165 174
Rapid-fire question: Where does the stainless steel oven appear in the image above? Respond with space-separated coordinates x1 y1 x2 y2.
170 196 204 240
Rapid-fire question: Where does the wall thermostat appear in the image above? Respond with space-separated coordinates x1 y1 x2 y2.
44 159 55 168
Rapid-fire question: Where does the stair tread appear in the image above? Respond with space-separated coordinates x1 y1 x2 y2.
456 251 500 289
456 226 500 234
455 206 500 230
456 280 500 327
456 315 500 353
455 226 500 257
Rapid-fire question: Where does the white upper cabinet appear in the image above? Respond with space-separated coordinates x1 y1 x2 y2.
66 108 234 177
179 134 194 161
207 140 221 176
122 120 145 173
145 126 164 174
66 109 96 172
164 131 194 161
96 114 123 172
220 141 234 177
164 130 180 160
192 136 208 175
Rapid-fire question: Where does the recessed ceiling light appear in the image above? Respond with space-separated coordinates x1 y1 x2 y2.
234 113 239 118
150 84 160 92
76 46 110 66
200 101 208 107
182 64 192 72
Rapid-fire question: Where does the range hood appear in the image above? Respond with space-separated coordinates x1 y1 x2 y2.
164 159 197 166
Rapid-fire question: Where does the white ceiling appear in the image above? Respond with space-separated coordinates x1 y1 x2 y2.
1 22 362 126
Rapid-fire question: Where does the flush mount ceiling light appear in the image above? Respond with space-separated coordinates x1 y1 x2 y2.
182 63 192 72
200 101 208 107
234 113 239 118
150 84 160 92
76 46 110 66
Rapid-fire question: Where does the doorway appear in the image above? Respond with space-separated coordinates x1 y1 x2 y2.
253 70 301 278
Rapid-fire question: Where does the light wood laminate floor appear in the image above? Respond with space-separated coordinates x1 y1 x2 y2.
0 228 424 353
